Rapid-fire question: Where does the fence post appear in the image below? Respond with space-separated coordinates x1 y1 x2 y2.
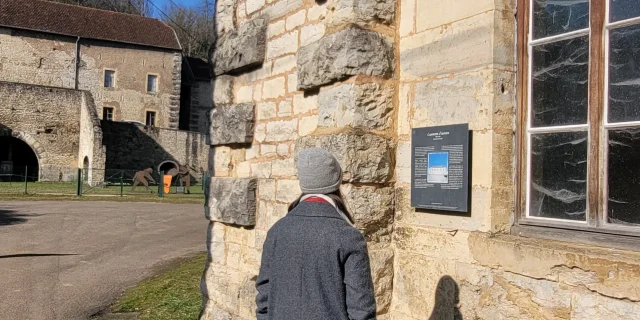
158 170 164 198
24 166 28 194
120 171 124 197
76 168 82 196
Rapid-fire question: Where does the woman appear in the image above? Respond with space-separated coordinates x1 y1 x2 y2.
256 148 377 320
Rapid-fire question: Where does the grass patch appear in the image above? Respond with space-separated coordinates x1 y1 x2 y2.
0 182 205 205
109 252 206 320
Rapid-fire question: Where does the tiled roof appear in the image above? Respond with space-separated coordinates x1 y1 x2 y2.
0 0 181 50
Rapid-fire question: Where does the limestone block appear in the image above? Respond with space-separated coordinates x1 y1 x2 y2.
209 103 255 145
297 26 393 90
267 30 299 60
206 178 257 226
571 291 640 319
216 0 237 36
286 10 306 30
308 5 327 21
293 93 318 114
213 76 234 105
268 20 286 38
298 115 318 137
341 185 394 235
237 85 253 103
266 119 298 142
272 158 296 177
262 76 286 99
278 99 293 117
325 0 395 27
369 249 394 314
395 141 411 184
276 179 301 202
399 0 415 37
288 73 299 93
246 0 266 15
300 23 326 47
257 101 277 120
318 82 393 130
258 179 276 200
295 132 394 183
272 55 297 75
213 19 267 75
260 0 304 20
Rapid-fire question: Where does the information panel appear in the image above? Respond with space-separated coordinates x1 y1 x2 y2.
411 124 469 212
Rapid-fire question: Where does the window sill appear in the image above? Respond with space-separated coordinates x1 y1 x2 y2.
511 223 640 252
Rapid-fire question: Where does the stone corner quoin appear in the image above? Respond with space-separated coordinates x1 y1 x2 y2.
296 25 394 91
206 177 258 226
208 102 255 145
212 18 268 76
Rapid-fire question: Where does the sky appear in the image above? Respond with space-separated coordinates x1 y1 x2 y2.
152 0 201 9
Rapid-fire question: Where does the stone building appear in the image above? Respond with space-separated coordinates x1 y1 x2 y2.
202 0 640 319
0 0 208 183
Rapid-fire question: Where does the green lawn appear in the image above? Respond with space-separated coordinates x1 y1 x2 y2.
106 253 207 320
0 182 206 204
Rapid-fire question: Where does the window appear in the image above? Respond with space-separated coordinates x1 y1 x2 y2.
518 0 640 235
147 75 158 93
146 111 156 127
104 70 115 88
103 107 114 121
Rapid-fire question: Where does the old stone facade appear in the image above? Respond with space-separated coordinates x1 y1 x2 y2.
203 0 640 319
0 1 209 183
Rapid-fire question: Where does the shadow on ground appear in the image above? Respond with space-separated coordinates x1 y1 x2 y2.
0 208 38 226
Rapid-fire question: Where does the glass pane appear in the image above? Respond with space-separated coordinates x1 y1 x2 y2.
147 76 157 92
610 0 640 23
609 25 640 123
607 129 640 226
532 36 589 127
529 131 588 221
533 0 589 39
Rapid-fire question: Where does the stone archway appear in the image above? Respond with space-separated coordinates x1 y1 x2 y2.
0 135 40 182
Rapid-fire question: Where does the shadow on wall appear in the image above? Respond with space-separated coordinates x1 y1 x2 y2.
429 275 463 320
101 120 178 172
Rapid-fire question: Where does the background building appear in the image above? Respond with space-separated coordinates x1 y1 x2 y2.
0 0 209 183
202 0 640 319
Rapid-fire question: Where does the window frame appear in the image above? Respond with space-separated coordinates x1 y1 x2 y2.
146 110 156 127
146 74 159 93
515 0 640 239
104 69 116 88
103 107 114 121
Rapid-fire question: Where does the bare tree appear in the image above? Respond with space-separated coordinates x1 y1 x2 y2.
160 0 215 59
48 0 153 16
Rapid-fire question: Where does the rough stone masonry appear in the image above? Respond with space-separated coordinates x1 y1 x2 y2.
201 0 640 319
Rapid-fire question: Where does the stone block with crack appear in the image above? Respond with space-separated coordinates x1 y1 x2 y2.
206 177 257 226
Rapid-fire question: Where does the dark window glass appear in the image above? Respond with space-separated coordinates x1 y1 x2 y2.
607 128 640 226
532 36 589 127
609 25 640 123
147 75 158 93
102 108 113 121
104 70 115 88
146 111 156 126
533 0 589 39
529 131 588 221
610 0 640 23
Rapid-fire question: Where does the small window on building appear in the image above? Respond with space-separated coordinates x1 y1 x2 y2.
103 107 114 121
104 70 115 88
146 111 156 127
147 75 158 93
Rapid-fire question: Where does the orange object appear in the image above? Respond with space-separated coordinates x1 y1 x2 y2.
163 175 172 194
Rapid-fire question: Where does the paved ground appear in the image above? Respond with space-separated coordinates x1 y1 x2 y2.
0 201 207 320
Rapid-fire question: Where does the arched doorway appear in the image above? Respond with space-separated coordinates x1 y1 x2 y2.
83 156 89 184
158 161 178 174
0 136 39 182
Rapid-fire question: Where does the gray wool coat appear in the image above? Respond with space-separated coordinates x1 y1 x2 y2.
256 200 377 320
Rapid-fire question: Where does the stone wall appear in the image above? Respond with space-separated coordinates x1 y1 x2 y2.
78 93 107 186
101 121 208 176
202 0 640 319
78 39 181 129
0 81 82 181
0 28 182 129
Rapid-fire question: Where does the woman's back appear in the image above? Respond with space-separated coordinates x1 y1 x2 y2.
256 200 376 320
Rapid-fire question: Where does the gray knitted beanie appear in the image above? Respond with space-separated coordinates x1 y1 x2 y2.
297 148 343 194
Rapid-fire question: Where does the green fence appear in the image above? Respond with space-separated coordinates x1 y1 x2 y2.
0 167 209 203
